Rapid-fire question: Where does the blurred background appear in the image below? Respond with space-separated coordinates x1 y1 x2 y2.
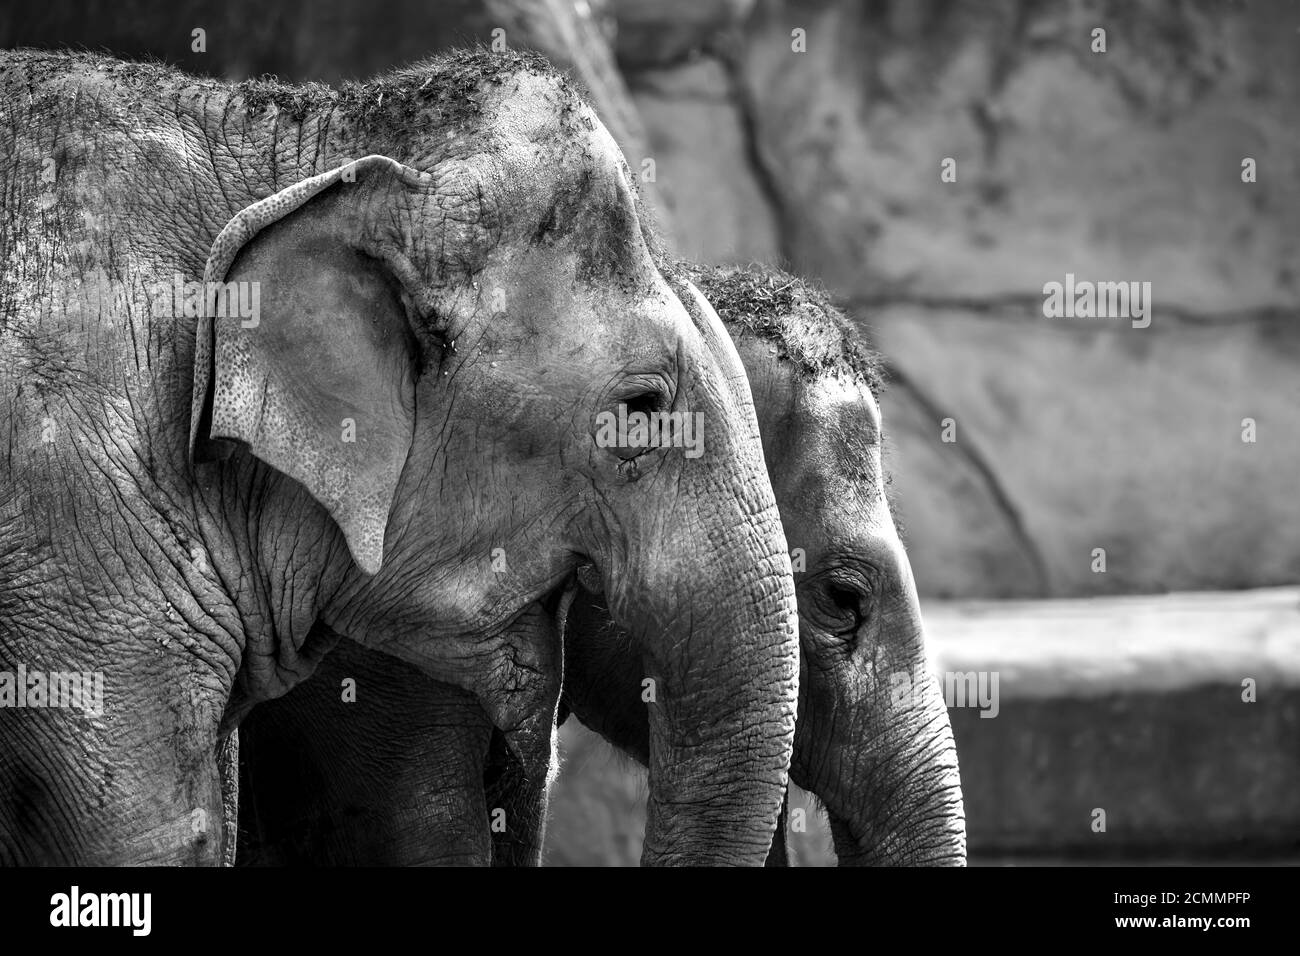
6 0 1297 864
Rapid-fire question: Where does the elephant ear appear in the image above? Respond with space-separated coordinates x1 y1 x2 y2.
190 156 430 575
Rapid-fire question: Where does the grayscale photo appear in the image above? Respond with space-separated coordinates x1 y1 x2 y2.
0 0 1294 913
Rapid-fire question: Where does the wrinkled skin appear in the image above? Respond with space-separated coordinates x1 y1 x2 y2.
0 51 799 866
238 633 497 866
563 269 966 865
237 266 966 866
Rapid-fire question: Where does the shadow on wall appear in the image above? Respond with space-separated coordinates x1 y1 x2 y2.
1 0 494 83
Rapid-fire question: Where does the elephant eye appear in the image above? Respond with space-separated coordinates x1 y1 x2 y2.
801 569 874 640
622 390 665 418
825 582 865 632
592 374 677 473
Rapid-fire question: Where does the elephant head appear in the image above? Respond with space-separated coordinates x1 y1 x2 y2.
231 262 964 867
188 56 798 865
563 264 965 865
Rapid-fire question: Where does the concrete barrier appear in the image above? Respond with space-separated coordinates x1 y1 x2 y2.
928 587 1300 858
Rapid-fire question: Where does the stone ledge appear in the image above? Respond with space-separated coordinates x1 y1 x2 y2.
927 588 1300 856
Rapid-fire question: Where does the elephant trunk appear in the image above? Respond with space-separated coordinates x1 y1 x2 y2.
590 276 800 866
611 493 799 866
827 676 966 867
798 554 966 867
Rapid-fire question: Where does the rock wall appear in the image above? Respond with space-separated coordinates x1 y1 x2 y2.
616 0 1300 598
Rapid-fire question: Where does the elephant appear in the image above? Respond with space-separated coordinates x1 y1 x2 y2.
236 263 966 866
0 49 802 866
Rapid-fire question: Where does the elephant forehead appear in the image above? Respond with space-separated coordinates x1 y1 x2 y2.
487 104 650 286
780 375 884 507
488 70 622 164
803 374 881 439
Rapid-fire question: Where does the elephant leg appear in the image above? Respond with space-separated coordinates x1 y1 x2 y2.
765 789 790 866
485 728 551 866
484 590 587 866
216 731 239 867
0 625 229 865
237 634 495 866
